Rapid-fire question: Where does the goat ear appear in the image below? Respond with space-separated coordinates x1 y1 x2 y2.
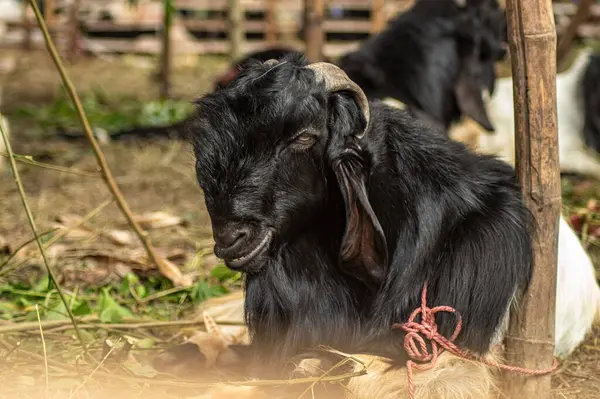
454 54 496 132
333 151 388 287
214 67 239 89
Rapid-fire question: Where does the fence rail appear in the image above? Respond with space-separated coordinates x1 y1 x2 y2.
1 0 599 57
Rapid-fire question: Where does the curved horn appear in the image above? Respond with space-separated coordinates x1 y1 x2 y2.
263 59 279 67
306 62 370 138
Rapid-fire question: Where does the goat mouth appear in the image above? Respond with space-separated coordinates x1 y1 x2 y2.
225 230 273 269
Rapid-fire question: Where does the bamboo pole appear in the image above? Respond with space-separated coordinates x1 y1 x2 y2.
266 0 277 45
503 0 560 397
370 0 386 34
228 0 244 61
556 0 594 67
305 0 325 62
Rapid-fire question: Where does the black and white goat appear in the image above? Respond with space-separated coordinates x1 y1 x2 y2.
338 0 507 132
448 48 600 358
582 51 600 156
183 55 534 398
451 48 600 179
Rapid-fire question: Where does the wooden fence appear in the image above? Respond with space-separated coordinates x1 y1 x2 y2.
76 0 416 57
1 0 599 57
554 1 600 39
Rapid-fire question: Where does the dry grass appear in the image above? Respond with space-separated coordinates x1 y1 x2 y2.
1 48 600 398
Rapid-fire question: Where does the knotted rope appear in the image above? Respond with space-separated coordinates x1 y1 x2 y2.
392 282 558 399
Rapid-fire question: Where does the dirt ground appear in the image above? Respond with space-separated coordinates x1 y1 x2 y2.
1 49 600 397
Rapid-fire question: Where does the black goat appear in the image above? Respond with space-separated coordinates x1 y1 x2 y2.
583 53 600 154
62 0 507 143
337 0 507 132
180 55 534 397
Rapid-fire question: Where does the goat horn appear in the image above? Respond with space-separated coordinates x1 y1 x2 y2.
306 62 370 138
263 59 279 67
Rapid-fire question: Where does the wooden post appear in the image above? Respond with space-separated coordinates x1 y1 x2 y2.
266 0 277 45
370 0 386 34
44 0 56 26
44 0 56 41
502 0 560 397
556 0 594 67
228 0 244 62
22 1 32 50
305 0 325 62
67 0 82 61
159 0 173 99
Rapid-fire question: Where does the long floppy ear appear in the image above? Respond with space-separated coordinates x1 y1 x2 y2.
454 58 495 132
214 67 240 90
454 16 496 132
332 144 388 287
257 60 387 286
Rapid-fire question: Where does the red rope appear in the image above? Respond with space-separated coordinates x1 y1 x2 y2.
392 282 559 399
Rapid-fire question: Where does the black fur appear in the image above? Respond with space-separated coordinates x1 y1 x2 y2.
582 53 600 154
214 46 315 90
188 55 534 375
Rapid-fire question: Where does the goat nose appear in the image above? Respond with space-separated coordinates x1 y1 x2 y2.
214 224 250 249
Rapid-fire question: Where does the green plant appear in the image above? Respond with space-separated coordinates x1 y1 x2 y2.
13 88 192 136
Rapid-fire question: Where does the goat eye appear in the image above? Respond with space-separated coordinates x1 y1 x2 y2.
290 132 317 150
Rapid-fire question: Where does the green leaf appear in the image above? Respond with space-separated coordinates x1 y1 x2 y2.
121 272 147 299
16 296 34 308
72 300 92 317
210 264 236 281
0 302 17 320
44 299 69 321
135 284 147 298
32 275 50 293
97 288 132 323
133 338 155 349
190 281 228 303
